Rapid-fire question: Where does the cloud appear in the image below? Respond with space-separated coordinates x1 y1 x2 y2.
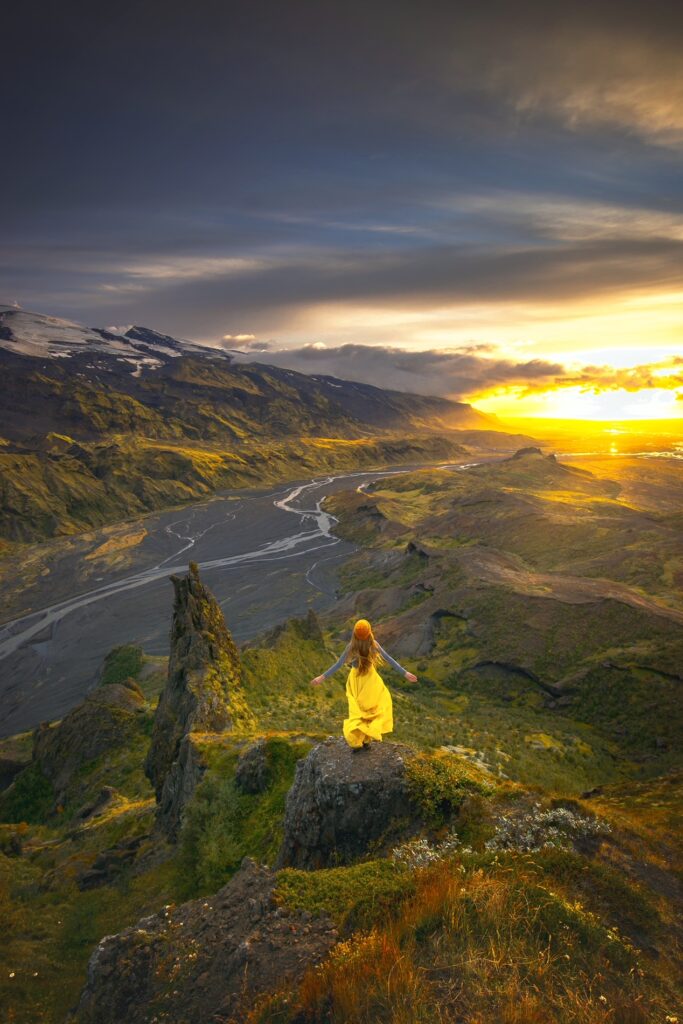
69 234 683 335
231 342 683 402
222 333 257 342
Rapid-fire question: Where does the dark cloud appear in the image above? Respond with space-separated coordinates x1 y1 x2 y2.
231 344 683 401
1 1 682 342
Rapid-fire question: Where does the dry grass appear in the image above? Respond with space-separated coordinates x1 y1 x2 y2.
246 855 676 1024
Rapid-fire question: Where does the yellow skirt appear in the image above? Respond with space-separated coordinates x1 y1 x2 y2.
343 664 393 748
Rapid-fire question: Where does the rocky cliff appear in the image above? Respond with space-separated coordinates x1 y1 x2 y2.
71 858 337 1024
32 678 146 810
144 562 255 837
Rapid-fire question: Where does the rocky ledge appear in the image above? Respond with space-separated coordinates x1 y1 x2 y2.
70 858 337 1024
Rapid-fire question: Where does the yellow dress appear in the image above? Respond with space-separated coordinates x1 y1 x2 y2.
343 663 393 748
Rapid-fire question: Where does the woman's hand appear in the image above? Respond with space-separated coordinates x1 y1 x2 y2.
310 675 324 687
405 672 418 683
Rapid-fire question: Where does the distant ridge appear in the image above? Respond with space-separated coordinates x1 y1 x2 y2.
0 304 496 439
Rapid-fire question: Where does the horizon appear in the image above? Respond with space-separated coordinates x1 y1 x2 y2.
2 2 682 422
3 301 682 430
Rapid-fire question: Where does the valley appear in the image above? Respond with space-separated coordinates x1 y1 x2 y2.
0 461 492 737
0 304 681 1024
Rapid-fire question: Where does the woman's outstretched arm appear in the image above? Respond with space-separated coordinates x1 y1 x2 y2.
310 642 351 686
376 642 418 683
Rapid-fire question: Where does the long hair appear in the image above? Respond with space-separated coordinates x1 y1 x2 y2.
347 621 384 676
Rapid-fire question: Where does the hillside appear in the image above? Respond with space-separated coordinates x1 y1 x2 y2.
0 560 680 1023
323 448 683 790
0 306 524 550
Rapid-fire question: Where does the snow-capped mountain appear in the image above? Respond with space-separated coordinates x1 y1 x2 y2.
0 305 229 369
0 303 497 444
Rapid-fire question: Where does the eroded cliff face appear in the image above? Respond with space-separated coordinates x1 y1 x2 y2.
144 562 255 837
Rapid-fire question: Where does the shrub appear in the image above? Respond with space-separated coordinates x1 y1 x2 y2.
0 763 54 824
485 802 611 853
99 645 144 686
177 737 310 897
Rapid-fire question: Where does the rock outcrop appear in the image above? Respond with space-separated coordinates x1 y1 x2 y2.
76 833 150 890
0 756 30 792
508 446 545 459
32 679 145 808
71 858 337 1024
154 734 208 838
234 738 271 794
258 607 324 647
276 737 419 869
144 562 255 838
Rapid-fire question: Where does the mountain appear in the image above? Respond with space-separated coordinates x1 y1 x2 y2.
0 305 526 549
0 305 227 363
0 305 493 441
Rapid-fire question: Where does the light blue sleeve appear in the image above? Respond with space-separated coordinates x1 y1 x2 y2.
322 642 352 679
376 642 408 676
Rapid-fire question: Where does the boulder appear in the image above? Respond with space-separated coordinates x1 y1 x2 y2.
144 562 255 834
276 737 419 869
75 786 118 822
71 859 337 1024
234 738 270 795
259 607 324 647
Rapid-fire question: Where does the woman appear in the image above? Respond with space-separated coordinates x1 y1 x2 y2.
310 618 418 749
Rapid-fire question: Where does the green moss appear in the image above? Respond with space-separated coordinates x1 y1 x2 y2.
99 645 144 686
274 859 415 933
0 763 54 824
405 752 494 828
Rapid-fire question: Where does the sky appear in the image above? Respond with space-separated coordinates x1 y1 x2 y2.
2 0 682 420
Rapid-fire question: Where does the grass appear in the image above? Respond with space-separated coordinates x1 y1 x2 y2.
0 763 54 825
2 450 682 1022
99 644 145 686
247 851 678 1024
404 751 494 828
176 735 313 898
274 860 416 934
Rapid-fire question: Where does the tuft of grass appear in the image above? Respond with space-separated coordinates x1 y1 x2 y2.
274 860 415 934
250 854 672 1024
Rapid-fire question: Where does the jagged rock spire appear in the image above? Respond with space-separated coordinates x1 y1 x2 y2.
144 563 254 834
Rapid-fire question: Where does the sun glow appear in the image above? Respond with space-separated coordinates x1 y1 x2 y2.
475 384 683 422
